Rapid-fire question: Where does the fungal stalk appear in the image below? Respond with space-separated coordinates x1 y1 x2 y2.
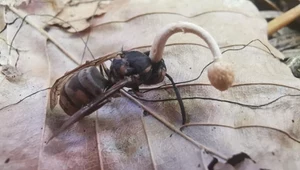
149 22 234 91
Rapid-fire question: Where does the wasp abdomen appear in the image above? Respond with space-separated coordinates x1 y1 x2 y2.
59 66 109 116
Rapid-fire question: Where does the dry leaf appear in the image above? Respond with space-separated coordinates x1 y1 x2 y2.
1 0 300 170
47 0 108 32
0 0 31 7
1 64 22 81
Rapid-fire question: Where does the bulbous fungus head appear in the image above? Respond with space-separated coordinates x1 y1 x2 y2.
149 21 235 91
208 60 234 91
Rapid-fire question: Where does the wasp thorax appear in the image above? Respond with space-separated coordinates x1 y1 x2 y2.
110 51 166 86
208 59 234 91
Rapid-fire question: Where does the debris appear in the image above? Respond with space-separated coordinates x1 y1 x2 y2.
208 152 261 170
282 55 300 78
0 64 22 81
47 1 110 33
0 0 31 7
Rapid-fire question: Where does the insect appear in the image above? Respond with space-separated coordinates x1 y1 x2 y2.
48 49 183 142
48 22 234 142
57 50 167 117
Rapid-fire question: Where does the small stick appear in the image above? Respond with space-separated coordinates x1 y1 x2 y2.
180 123 300 143
268 4 300 36
121 89 228 160
262 0 281 11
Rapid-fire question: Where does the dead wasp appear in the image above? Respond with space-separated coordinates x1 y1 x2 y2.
48 22 234 142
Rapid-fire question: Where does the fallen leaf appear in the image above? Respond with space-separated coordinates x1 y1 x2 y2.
0 64 22 81
0 0 300 170
0 0 31 7
47 0 108 32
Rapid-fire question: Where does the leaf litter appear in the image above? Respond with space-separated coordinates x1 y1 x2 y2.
1 1 300 169
47 0 110 32
1 10 300 149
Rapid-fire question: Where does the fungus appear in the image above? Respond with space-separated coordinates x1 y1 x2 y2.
149 22 234 91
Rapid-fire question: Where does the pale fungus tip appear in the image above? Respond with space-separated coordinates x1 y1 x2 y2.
208 60 234 91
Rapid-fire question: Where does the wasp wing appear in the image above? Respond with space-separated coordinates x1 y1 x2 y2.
50 54 116 109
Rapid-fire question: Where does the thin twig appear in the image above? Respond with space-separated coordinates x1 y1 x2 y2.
140 82 300 92
0 87 50 111
80 0 101 63
0 37 20 52
221 39 278 59
180 123 300 143
121 89 228 160
262 0 281 11
132 92 300 109
6 12 96 64
0 17 19 34
14 49 20 69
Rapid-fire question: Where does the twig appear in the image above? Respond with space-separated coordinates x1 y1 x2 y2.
80 0 101 63
140 82 300 93
132 93 300 109
180 123 300 143
0 17 19 34
0 87 50 111
268 4 300 36
221 39 278 59
262 0 281 11
120 89 228 160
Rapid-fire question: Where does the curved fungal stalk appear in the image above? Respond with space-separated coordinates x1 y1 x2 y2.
149 22 235 91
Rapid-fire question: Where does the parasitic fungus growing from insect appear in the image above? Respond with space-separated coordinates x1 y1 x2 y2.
149 22 235 91
48 22 235 143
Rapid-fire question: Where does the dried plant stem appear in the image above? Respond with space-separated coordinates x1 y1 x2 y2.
267 4 300 36
262 0 281 11
120 90 228 160
8 6 80 65
149 22 222 63
180 123 300 143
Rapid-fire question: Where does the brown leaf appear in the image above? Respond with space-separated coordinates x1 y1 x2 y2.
1 0 300 170
0 0 31 7
47 0 108 32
